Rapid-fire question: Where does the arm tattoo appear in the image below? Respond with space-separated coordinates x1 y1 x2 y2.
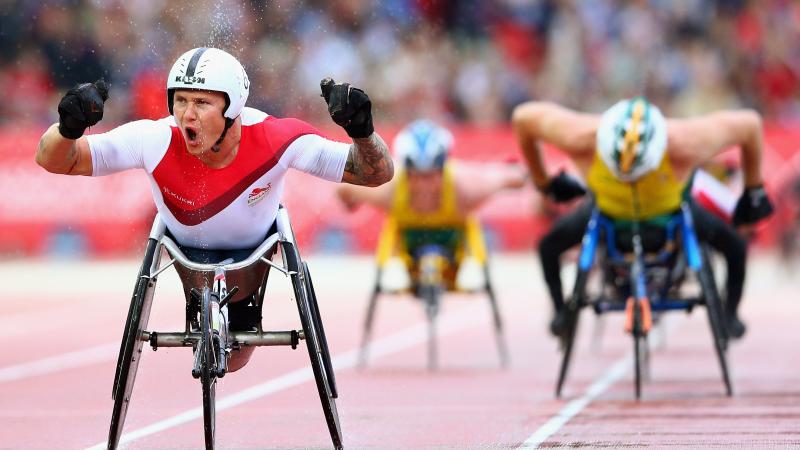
66 144 80 174
344 133 394 186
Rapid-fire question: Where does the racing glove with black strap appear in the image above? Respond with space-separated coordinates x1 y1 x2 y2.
732 184 774 226
57 79 109 139
545 171 587 203
319 77 374 139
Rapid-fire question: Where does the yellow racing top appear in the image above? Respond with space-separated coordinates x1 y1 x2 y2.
586 153 685 220
378 163 487 267
391 163 466 229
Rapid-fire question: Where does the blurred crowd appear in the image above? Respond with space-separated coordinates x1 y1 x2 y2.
1 0 799 128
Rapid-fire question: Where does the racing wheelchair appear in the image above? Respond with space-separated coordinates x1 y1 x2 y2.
358 215 509 370
106 205 342 450
555 201 732 399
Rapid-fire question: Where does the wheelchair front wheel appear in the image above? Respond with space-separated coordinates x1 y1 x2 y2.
632 329 648 399
418 283 441 371
201 287 218 450
633 334 641 399
631 301 648 400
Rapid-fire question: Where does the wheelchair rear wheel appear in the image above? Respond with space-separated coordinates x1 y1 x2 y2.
303 262 338 398
556 269 588 398
200 287 218 450
484 264 510 368
284 243 343 450
107 238 159 450
357 268 382 369
699 247 733 396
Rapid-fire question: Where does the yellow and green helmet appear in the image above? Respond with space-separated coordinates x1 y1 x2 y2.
596 97 667 182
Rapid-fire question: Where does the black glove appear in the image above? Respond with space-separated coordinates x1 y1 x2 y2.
57 79 109 139
320 77 374 139
545 171 587 203
732 184 774 225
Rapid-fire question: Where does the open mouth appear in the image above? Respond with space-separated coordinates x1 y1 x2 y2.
185 126 199 145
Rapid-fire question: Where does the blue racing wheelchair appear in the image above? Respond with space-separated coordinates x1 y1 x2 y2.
555 202 732 399
106 205 342 450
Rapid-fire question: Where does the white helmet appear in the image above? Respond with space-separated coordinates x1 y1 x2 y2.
166 47 250 120
393 120 454 172
596 97 667 182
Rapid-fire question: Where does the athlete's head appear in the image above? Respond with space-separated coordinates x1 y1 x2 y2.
393 120 454 173
596 97 667 182
166 47 250 153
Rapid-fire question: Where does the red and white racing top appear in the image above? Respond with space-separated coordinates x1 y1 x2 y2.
86 107 349 249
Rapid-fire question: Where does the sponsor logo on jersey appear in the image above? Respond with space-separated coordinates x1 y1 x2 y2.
175 75 206 84
247 183 271 206
162 186 196 206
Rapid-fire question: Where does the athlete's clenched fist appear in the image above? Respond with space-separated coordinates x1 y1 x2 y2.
320 77 373 139
57 79 109 139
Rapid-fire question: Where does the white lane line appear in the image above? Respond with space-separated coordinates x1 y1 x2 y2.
517 357 630 449
0 343 119 383
517 317 676 449
85 303 487 450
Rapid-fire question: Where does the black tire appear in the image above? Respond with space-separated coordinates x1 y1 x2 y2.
632 300 644 400
555 269 588 398
699 249 729 349
641 334 651 383
419 284 440 371
357 269 382 369
303 262 338 398
283 242 343 450
107 238 159 450
201 287 217 450
633 335 642 399
698 246 733 396
484 264 510 368
417 251 443 371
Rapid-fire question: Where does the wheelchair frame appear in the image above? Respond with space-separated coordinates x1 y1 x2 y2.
358 216 509 370
555 203 732 399
106 205 342 450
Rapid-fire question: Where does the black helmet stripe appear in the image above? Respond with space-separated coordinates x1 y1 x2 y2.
168 47 209 115
185 47 208 77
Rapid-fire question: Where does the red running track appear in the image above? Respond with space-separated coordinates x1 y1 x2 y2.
0 254 798 449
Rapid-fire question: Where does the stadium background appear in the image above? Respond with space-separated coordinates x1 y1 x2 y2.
3 3 800 449
1 0 799 257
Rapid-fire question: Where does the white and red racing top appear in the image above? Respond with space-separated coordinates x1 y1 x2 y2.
86 107 349 249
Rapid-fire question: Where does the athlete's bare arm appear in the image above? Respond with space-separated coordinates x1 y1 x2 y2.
667 109 764 187
341 133 394 187
35 124 93 176
336 177 395 211
511 101 599 188
455 161 528 212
